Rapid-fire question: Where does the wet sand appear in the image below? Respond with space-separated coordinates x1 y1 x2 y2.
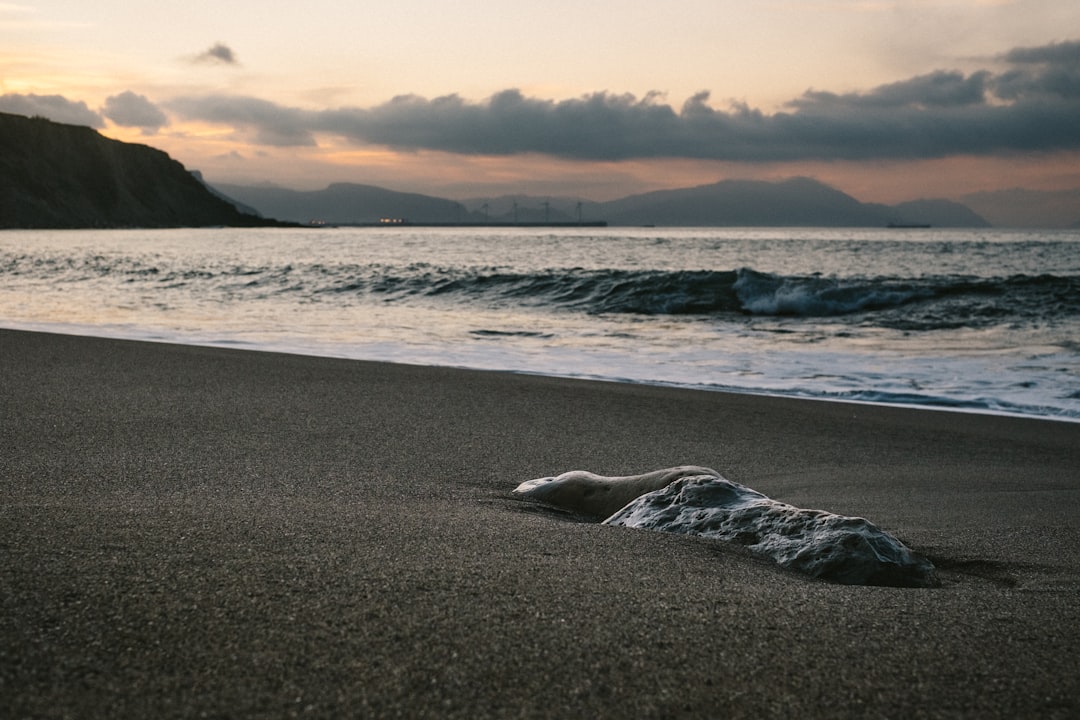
2 328 1078 718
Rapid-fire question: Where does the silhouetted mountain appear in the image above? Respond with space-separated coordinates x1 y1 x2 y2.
962 188 1080 228
886 199 991 228
214 182 482 224
0 112 280 228
594 178 984 227
222 176 991 228
460 179 987 227
597 178 871 226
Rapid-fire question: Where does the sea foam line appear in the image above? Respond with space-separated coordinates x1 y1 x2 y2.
2 318 1077 424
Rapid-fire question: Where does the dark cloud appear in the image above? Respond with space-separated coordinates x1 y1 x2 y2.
168 39 1080 162
1002 39 1080 66
792 70 991 110
194 42 239 65
993 39 1080 101
168 95 316 146
323 90 688 157
102 91 169 132
0 93 103 127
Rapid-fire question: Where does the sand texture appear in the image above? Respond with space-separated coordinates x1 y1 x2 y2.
2 329 1078 718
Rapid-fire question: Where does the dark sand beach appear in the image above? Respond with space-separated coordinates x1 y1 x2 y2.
2 328 1078 718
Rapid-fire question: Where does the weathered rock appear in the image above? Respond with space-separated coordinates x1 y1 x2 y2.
515 468 939 587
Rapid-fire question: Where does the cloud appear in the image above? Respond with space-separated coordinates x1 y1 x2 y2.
1003 39 1080 66
0 93 103 127
167 95 316 146
168 39 1080 163
993 39 1080 101
193 42 239 65
791 70 992 110
102 91 169 132
324 89 690 158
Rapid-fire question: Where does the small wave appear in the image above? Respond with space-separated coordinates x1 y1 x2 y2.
470 329 555 339
742 387 1080 422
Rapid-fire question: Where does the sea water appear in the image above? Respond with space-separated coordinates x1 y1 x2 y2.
1 226 1077 421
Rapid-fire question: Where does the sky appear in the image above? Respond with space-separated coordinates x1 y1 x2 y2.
2 0 1080 203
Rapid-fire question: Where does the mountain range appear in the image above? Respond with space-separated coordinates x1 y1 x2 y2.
216 177 992 228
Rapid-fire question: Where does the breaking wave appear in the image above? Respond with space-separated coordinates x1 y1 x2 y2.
3 251 1077 332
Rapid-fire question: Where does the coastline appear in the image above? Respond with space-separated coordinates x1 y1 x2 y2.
3 321 1076 425
3 225 1077 423
2 328 1078 718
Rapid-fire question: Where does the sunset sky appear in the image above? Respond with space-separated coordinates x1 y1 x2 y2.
2 0 1079 203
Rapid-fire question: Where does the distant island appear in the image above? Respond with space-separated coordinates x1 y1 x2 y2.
1 110 998 229
0 112 286 229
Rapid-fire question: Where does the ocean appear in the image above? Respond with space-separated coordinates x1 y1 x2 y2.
2 226 1078 421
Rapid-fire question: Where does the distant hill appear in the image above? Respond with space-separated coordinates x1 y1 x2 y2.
885 199 990 228
214 182 483 225
226 177 988 228
0 112 280 229
596 178 879 226
594 178 989 227
460 179 988 228
961 188 1080 228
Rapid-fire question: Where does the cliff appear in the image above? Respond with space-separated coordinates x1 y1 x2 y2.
0 112 282 228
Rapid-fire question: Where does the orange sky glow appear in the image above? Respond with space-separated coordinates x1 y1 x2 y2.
3 1 1080 208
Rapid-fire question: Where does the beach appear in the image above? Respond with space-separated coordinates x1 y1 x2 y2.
2 328 1078 718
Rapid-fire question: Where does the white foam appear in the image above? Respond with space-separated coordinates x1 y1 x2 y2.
515 468 938 587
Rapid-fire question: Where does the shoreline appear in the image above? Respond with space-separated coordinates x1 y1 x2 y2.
3 321 1076 425
3 328 1078 718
